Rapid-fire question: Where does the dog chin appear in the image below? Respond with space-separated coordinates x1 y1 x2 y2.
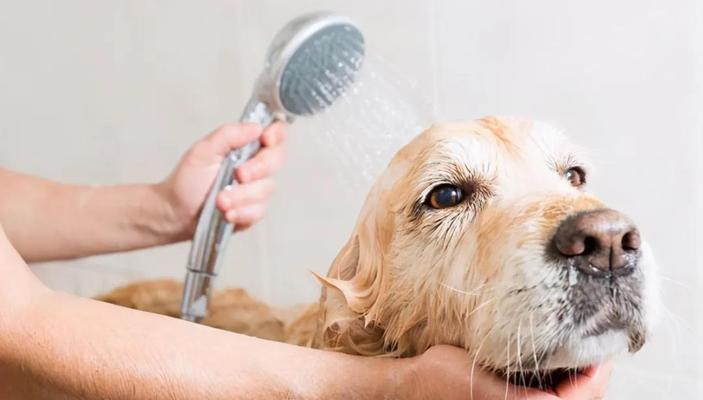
541 329 630 370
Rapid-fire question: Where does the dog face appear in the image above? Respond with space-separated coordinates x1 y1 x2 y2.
316 117 659 376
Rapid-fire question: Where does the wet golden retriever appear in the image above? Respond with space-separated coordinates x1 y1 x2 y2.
99 117 659 387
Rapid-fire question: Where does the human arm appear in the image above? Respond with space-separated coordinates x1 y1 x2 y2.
0 225 610 400
0 223 402 400
0 123 286 262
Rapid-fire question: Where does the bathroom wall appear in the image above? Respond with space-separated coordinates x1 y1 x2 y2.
0 0 700 398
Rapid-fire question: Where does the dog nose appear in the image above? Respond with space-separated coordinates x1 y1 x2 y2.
554 209 640 277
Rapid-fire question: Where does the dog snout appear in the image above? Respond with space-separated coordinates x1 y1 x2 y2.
553 209 641 277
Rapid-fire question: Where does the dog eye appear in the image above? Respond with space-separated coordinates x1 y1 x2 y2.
564 166 586 187
426 185 465 209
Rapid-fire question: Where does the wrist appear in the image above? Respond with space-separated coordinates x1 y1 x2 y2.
390 357 423 400
138 182 193 244
325 356 414 400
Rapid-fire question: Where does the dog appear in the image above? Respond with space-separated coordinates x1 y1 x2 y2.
99 117 659 387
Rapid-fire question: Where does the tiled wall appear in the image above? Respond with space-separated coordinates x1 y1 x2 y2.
0 1 700 398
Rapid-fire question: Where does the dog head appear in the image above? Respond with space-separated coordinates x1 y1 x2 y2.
315 117 659 377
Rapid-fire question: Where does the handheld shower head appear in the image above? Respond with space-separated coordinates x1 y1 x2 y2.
260 12 364 116
244 12 364 122
181 12 365 322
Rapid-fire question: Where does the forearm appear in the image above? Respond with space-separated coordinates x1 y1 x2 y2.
0 169 184 261
0 225 394 400
0 291 401 400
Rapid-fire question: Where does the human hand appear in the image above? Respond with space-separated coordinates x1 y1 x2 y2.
549 362 612 400
399 345 612 400
158 122 286 237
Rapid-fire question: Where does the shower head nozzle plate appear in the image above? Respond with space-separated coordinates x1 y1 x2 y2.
261 12 365 117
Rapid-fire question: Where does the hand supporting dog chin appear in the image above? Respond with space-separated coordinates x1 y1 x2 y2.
403 346 612 400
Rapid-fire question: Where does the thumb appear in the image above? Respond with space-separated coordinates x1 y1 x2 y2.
205 123 264 156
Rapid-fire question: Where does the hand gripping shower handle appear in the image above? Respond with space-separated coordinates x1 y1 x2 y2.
180 100 274 322
179 11 365 322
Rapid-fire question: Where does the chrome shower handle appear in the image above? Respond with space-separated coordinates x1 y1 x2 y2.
180 100 274 322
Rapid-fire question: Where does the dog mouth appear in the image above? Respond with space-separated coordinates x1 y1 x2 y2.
582 318 627 337
488 286 647 390
581 312 646 351
566 270 648 353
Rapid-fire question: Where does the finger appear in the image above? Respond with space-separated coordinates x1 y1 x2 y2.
261 122 287 147
469 369 557 400
555 362 613 400
216 179 274 213
206 123 263 156
235 145 286 183
225 204 266 231
416 346 557 400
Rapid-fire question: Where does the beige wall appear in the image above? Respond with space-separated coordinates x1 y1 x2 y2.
0 1 700 398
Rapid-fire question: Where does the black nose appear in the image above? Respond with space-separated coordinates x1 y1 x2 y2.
553 209 641 277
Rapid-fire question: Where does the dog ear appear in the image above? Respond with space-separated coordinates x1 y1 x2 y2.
325 233 361 281
313 204 396 355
